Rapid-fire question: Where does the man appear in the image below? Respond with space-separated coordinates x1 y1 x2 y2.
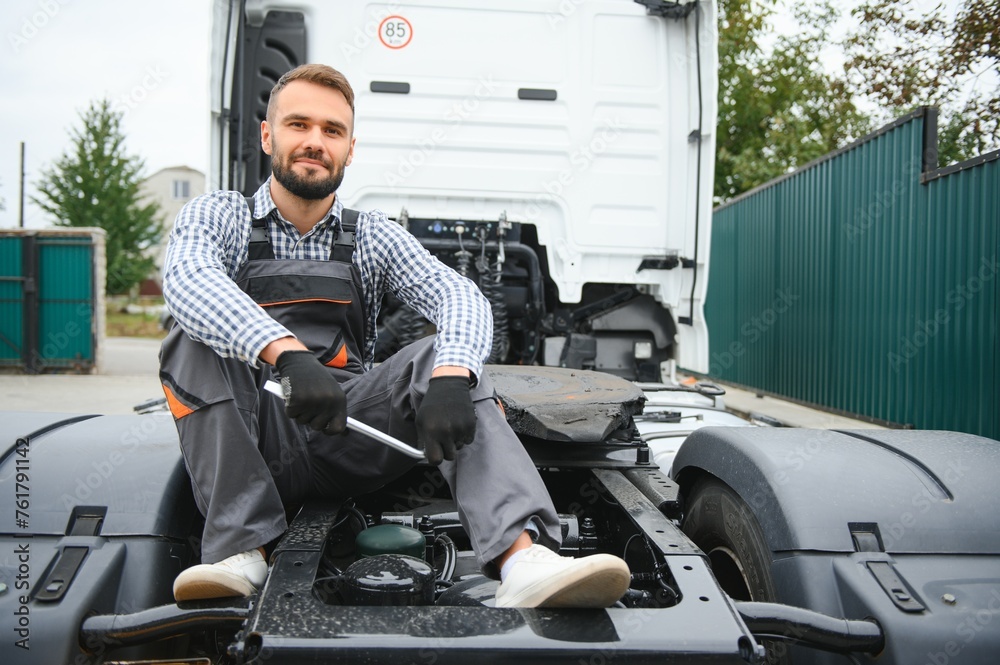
160 64 630 608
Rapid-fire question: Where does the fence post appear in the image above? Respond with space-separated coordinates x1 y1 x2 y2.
21 234 38 374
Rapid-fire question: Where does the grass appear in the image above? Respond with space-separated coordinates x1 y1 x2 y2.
106 297 168 339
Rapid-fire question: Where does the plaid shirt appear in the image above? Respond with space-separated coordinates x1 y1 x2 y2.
162 178 492 378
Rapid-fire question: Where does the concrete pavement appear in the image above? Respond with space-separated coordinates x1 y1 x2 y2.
0 337 163 415
709 381 885 430
0 337 884 428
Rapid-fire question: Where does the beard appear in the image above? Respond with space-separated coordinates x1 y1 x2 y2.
271 145 347 200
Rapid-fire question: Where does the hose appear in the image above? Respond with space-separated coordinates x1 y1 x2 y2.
735 602 884 655
454 224 473 277
476 230 510 363
434 533 457 582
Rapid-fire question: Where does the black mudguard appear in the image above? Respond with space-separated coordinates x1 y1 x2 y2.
672 427 1000 664
0 412 199 665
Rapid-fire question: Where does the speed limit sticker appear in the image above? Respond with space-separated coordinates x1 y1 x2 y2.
379 15 413 49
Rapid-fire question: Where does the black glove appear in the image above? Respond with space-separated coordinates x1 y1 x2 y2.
275 350 347 435
416 376 477 465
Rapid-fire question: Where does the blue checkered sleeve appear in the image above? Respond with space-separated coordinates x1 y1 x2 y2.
161 191 292 365
356 211 493 380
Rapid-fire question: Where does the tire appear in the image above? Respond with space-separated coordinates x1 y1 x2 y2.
682 476 791 665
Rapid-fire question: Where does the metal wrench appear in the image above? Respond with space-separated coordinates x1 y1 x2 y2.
264 379 426 460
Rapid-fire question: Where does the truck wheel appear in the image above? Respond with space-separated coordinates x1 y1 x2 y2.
682 476 791 664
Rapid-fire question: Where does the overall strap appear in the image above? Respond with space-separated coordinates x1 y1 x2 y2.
246 196 359 262
332 208 359 263
246 195 275 260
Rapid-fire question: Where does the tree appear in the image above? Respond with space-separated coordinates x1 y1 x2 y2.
715 0 871 203
33 99 163 294
844 0 999 165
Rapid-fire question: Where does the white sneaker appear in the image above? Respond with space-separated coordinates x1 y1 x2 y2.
494 544 631 608
173 548 268 601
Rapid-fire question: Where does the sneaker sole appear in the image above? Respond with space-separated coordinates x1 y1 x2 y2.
173 567 257 601
497 555 630 608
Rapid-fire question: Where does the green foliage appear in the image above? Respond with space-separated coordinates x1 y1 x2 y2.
844 0 999 165
715 0 870 203
715 0 997 203
32 99 163 295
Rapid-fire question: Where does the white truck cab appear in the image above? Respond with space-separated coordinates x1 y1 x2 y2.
210 0 718 381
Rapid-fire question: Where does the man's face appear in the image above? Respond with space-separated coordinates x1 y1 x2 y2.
261 80 356 201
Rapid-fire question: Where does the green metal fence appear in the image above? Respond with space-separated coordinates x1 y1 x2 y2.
704 108 1000 439
0 229 101 373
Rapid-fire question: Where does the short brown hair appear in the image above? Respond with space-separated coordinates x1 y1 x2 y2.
266 64 355 122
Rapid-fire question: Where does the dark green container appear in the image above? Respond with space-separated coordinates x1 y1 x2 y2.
355 524 426 559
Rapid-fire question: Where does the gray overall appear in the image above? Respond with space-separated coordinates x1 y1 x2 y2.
159 204 560 577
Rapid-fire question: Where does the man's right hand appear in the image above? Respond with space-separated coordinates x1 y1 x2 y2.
274 350 347 435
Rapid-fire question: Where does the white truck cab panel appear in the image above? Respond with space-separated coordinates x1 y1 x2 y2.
211 0 717 379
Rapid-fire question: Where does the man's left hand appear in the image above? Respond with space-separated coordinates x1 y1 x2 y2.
416 376 477 465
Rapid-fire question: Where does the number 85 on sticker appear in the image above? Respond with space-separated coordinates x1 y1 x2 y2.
379 15 413 49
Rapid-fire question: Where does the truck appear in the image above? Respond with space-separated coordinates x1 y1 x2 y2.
1 2 998 664
212 0 717 383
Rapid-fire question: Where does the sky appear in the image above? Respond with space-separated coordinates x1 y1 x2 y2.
0 0 212 229
0 0 974 230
